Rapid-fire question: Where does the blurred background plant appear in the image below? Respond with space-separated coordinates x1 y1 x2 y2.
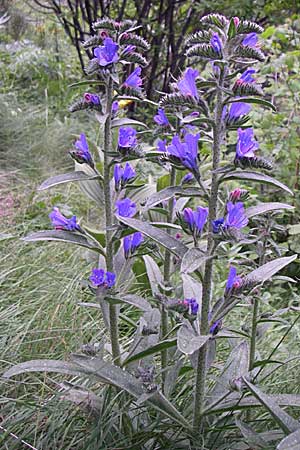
0 1 300 448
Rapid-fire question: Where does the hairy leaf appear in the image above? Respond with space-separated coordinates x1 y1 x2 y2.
143 186 202 211
226 97 276 111
123 339 177 365
75 163 103 203
111 117 148 129
277 428 300 450
245 202 294 219
243 378 300 434
22 230 104 254
182 273 202 304
235 418 269 448
245 255 297 284
143 255 163 296
106 294 152 311
221 171 293 195
116 216 188 258
177 320 209 355
181 248 209 274
38 171 100 191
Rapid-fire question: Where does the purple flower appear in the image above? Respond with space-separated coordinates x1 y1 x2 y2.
183 206 208 236
49 207 80 232
157 139 167 152
177 68 199 99
113 162 136 190
224 202 248 229
236 68 256 85
71 133 93 166
118 127 137 149
229 188 242 202
233 17 240 27
115 198 136 217
236 128 259 159
228 102 251 120
90 268 116 288
84 92 100 105
242 33 258 48
123 44 136 55
225 266 242 293
123 232 143 258
124 67 143 90
94 38 119 66
182 298 199 315
212 217 224 234
112 101 119 114
154 108 169 127
210 33 223 54
165 133 200 172
209 319 222 335
181 173 194 184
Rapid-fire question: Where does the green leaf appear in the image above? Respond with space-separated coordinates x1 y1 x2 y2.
116 216 188 258
143 255 163 296
23 230 104 254
225 97 277 111
143 186 202 211
123 339 177 365
3 360 91 378
277 429 300 449
243 378 300 434
220 171 293 195
38 171 100 191
111 117 148 129
177 320 209 355
235 418 268 449
180 248 209 274
182 273 202 305
82 226 105 247
68 80 106 88
228 18 237 39
245 202 294 218
245 255 298 284
150 222 182 231
75 163 103 203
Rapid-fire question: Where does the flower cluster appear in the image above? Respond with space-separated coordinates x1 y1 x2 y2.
123 232 143 258
49 207 81 232
114 163 136 191
158 133 200 174
90 268 116 288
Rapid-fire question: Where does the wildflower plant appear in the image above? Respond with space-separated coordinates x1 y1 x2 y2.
5 14 300 449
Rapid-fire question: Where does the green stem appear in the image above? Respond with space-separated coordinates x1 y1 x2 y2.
161 166 176 393
192 70 225 435
103 76 121 366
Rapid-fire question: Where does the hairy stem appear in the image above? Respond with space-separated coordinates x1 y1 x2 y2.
104 76 121 365
161 167 176 393
192 71 225 435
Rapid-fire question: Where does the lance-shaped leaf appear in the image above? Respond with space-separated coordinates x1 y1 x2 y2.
220 171 293 196
243 378 300 434
22 230 105 254
123 339 177 366
106 294 152 311
182 273 202 305
225 97 276 112
181 248 210 274
38 171 100 191
116 216 188 258
68 80 106 88
143 255 163 296
111 117 148 129
75 163 103 203
235 418 269 449
245 202 294 219
177 320 209 355
143 186 202 211
277 428 300 450
4 356 191 430
244 255 297 284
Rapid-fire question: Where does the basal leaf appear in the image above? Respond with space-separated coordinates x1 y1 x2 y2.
116 216 188 258
23 230 104 254
111 117 148 129
245 202 294 219
226 97 276 111
3 360 90 378
244 255 297 284
243 378 300 434
143 186 202 211
277 428 300 450
220 171 293 195
38 171 100 191
177 320 209 355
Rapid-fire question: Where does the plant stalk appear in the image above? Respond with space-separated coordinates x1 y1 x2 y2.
161 167 176 393
103 76 121 365
192 71 225 435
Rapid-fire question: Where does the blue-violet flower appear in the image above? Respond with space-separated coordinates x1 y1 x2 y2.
94 37 119 66
49 207 81 232
115 198 136 217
